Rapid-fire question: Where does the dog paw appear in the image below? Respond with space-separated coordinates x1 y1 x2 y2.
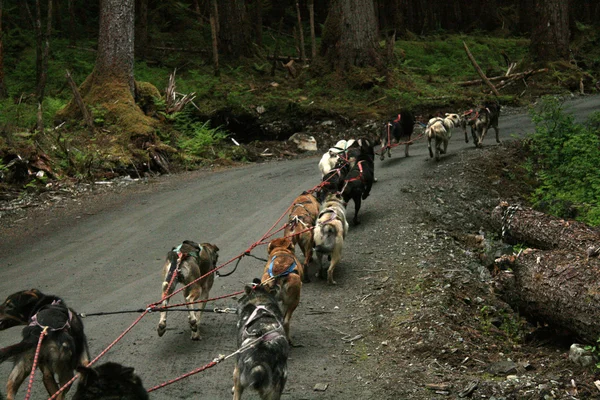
327 279 337 285
157 324 166 337
191 332 201 341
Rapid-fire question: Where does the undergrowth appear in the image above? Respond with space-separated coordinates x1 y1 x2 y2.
525 96 600 226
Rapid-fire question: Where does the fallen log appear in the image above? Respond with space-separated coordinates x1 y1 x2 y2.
457 68 548 87
490 202 600 252
494 248 600 343
463 41 499 97
489 202 600 342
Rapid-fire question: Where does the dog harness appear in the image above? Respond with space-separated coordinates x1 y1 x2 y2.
166 242 203 284
317 208 338 225
29 300 73 332
267 254 298 278
242 305 284 342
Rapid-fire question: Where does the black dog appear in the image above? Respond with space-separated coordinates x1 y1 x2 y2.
0 289 90 400
341 138 375 225
233 280 289 400
73 362 149 400
380 110 416 160
317 155 352 203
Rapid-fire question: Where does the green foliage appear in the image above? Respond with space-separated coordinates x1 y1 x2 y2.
584 338 600 370
526 97 600 225
174 111 227 162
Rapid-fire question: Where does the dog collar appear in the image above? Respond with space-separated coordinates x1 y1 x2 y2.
267 254 297 278
243 305 284 336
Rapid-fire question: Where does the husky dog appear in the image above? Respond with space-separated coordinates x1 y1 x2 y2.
233 281 289 400
284 192 320 281
0 289 90 400
73 362 148 400
157 240 220 340
260 237 303 343
472 101 501 147
426 113 461 161
313 193 349 285
380 110 416 160
318 139 356 178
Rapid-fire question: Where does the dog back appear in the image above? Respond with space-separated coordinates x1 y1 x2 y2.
73 362 149 400
235 284 289 398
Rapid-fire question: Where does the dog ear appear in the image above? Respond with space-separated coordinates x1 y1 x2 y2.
76 365 99 387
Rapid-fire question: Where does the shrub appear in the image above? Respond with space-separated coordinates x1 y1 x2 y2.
526 96 600 226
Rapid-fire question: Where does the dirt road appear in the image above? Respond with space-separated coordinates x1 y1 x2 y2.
1 95 599 399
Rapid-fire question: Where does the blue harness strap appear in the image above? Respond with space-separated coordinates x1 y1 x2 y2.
268 254 297 278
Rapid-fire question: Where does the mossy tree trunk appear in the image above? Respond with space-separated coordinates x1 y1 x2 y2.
320 0 380 71
57 0 156 144
530 0 570 62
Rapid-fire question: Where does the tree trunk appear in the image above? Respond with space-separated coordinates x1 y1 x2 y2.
530 0 569 61
489 203 600 343
57 0 156 140
320 0 380 71
252 0 263 47
96 0 135 94
67 0 76 45
490 203 600 252
218 0 251 59
210 0 220 76
0 0 7 99
135 0 148 59
494 248 600 343
295 1 306 62
308 0 316 59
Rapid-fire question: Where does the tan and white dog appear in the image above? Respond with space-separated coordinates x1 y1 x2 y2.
157 240 219 340
313 193 349 285
318 139 356 178
426 113 461 161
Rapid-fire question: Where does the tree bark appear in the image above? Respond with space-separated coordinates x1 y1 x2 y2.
67 0 76 45
490 203 600 252
320 0 380 71
135 0 148 59
252 0 263 47
96 0 135 94
490 202 600 343
218 0 251 59
295 1 306 62
494 248 600 343
530 0 569 61
0 0 7 99
209 0 219 77
308 0 316 59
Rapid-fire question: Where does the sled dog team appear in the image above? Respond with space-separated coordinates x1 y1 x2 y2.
0 101 500 399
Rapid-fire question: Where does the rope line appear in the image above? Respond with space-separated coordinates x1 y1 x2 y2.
25 326 48 400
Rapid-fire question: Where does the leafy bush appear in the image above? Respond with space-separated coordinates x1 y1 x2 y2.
526 96 600 226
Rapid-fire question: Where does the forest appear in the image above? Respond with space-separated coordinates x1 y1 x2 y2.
0 0 598 186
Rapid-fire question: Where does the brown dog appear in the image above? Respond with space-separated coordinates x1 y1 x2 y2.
284 193 320 281
261 237 303 344
157 240 219 340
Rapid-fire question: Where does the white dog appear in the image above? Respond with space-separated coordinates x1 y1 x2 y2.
313 193 349 285
426 113 461 161
318 139 355 178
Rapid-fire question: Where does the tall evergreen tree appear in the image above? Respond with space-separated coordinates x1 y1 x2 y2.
320 0 380 71
530 0 570 61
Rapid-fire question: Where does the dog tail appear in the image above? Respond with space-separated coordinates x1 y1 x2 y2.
0 341 36 363
241 364 272 391
314 224 337 253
